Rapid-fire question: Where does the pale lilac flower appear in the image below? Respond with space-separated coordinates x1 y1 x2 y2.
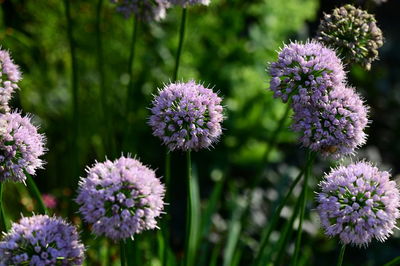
268 40 345 103
168 0 210 6
0 112 46 183
110 0 170 21
149 81 224 151
0 49 21 113
292 85 368 158
316 162 400 246
0 215 85 265
76 156 165 241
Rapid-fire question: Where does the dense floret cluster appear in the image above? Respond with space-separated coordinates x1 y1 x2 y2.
316 162 400 246
0 49 21 113
269 41 345 103
149 81 224 151
0 215 85 265
0 112 46 183
292 85 368 158
317 4 384 70
76 156 165 240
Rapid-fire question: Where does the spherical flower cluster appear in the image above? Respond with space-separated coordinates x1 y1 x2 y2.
0 215 85 265
0 112 46 183
168 0 210 6
292 85 368 158
0 49 21 113
110 0 170 21
76 156 165 241
317 4 384 70
316 162 400 246
268 41 345 103
149 81 224 151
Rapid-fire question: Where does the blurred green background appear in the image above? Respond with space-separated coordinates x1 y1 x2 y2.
1 0 400 265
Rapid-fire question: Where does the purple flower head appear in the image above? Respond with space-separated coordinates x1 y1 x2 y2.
76 156 165 241
168 0 210 6
0 215 85 265
268 40 345 103
149 81 224 151
0 49 21 113
292 85 368 158
110 0 170 21
0 112 46 183
316 162 400 246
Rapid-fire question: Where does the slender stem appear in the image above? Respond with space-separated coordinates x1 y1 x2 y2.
120 240 126 266
26 174 48 215
125 238 135 266
384 256 400 266
292 151 315 266
262 102 291 163
63 0 79 182
0 182 8 232
254 168 305 265
274 197 302 265
337 244 346 266
96 0 109 156
173 8 187 82
125 16 139 114
162 151 171 266
184 150 193 266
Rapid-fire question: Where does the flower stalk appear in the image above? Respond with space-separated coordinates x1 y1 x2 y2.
292 151 315 266
337 244 346 266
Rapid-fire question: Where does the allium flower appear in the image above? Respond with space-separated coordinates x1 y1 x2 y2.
168 0 210 6
292 85 368 158
110 0 170 21
0 112 46 183
149 81 224 151
0 215 85 265
0 49 21 113
317 4 384 70
268 41 345 103
76 156 165 241
316 162 400 246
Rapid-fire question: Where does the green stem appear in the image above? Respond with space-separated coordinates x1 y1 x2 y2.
96 0 110 156
120 240 126 266
125 16 139 114
125 238 135 266
173 8 187 82
337 244 346 266
384 256 400 266
292 151 315 266
262 102 291 163
274 197 302 265
254 168 304 265
162 151 171 266
63 0 79 182
26 174 48 215
0 182 8 232
184 150 196 266
184 150 192 266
